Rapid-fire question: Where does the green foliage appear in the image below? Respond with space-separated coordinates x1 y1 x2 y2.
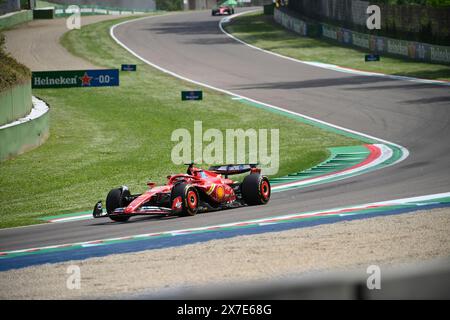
0 33 30 92
155 0 183 11
20 0 30 9
371 0 450 6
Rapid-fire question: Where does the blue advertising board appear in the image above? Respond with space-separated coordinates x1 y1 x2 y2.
121 64 137 71
365 54 380 62
181 91 203 101
32 69 119 88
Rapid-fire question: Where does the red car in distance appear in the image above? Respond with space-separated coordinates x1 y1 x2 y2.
212 5 235 16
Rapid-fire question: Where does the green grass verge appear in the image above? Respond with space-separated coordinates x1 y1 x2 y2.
225 12 450 81
0 15 359 228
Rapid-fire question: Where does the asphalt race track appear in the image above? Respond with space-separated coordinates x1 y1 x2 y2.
1 8 450 252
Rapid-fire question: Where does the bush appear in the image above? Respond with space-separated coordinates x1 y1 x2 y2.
371 0 450 6
0 33 30 92
155 0 183 11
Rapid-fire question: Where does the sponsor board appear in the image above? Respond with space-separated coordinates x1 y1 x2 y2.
431 46 450 64
121 64 137 71
292 19 307 36
365 54 380 62
322 24 338 40
181 91 203 101
353 33 370 49
342 29 353 45
375 37 386 52
387 39 409 56
32 69 119 89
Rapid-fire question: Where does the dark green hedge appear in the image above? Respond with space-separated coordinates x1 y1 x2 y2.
155 0 183 11
0 33 31 92
371 0 450 6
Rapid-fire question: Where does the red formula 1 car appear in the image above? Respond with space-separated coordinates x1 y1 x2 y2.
211 5 235 16
93 164 271 222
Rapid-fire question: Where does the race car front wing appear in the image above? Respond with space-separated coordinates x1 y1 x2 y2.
92 201 172 218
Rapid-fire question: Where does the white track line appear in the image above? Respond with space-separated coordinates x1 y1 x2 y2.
110 13 409 167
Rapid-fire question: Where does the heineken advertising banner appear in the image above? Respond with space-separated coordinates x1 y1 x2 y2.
32 69 119 89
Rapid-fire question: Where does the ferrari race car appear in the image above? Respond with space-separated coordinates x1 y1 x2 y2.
93 164 271 222
211 5 235 16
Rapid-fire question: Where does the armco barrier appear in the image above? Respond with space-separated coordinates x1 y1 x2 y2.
0 10 33 29
0 97 50 161
0 82 32 126
274 8 450 65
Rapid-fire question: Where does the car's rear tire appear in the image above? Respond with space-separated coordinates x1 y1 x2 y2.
171 183 199 216
106 188 131 222
241 174 271 206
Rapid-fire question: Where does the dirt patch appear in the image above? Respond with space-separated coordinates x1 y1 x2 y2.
1 208 449 299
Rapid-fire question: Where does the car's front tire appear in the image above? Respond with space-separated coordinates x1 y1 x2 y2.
106 187 131 222
171 183 199 216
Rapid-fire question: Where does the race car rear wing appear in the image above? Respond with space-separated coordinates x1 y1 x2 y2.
208 164 260 176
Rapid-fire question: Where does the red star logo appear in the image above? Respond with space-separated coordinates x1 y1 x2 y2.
80 72 93 86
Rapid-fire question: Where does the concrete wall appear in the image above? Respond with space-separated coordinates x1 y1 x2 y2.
0 9 32 29
0 82 32 126
0 102 49 161
0 81 50 161
49 0 156 10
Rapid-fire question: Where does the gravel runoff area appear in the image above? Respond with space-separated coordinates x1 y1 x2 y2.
3 15 131 71
0 208 449 299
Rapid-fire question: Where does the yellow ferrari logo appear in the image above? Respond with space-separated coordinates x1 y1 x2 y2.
216 185 225 201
